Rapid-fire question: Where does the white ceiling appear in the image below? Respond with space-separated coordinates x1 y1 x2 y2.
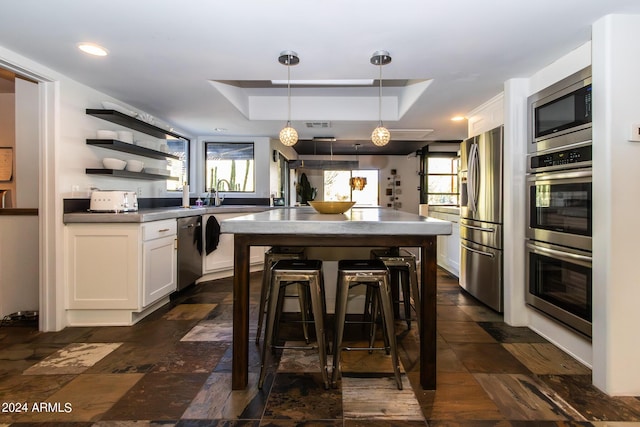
1 1 640 154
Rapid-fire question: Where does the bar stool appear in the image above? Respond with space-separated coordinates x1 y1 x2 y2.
258 259 329 390
371 247 421 332
332 259 403 390
256 247 306 344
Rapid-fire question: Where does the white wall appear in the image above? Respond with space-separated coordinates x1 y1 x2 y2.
592 14 640 396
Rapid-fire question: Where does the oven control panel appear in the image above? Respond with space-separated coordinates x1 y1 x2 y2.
529 144 592 173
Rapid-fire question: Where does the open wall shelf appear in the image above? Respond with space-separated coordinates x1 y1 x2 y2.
86 139 179 160
86 109 188 141
86 169 179 181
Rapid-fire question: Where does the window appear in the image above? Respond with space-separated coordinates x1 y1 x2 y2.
424 153 459 206
204 142 255 192
166 137 189 191
323 170 378 206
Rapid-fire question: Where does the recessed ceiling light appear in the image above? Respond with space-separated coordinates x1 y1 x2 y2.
77 42 108 56
213 128 228 132
451 116 466 121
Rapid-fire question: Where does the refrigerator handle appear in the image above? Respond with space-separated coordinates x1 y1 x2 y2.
461 223 495 233
461 242 495 258
467 142 479 213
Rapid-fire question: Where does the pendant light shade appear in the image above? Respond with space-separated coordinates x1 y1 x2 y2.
371 126 391 146
370 50 392 147
278 51 299 146
279 124 298 146
349 176 367 191
350 144 367 190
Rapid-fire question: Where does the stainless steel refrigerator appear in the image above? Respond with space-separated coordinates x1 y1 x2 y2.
459 125 504 312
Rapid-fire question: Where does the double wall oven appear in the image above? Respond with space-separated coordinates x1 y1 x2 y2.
525 66 593 338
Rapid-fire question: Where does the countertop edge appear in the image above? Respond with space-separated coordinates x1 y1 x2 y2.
63 205 272 224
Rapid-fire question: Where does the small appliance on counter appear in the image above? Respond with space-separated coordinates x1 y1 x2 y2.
89 190 138 213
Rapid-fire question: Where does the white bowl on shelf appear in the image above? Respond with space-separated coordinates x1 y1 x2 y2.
126 159 144 172
102 158 126 170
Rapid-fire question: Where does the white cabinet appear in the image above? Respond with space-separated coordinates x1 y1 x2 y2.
142 220 177 307
202 213 265 278
429 210 460 277
65 219 177 325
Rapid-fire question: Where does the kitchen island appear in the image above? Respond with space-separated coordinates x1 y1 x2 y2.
220 206 452 390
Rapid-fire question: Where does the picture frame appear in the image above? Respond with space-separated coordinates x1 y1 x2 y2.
0 148 13 182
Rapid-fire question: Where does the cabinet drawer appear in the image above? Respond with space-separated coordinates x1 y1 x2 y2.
142 219 177 241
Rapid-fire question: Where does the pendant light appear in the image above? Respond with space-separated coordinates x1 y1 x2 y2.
370 50 392 146
278 50 299 146
349 144 367 191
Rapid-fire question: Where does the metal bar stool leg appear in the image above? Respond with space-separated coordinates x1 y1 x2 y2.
377 273 403 390
407 259 421 332
308 273 329 388
258 268 284 389
332 270 348 388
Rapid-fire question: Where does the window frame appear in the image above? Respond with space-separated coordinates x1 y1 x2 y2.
203 141 256 193
165 137 190 192
422 151 460 207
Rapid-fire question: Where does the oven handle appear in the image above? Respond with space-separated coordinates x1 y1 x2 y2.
461 223 495 233
461 242 495 258
526 242 592 263
527 168 592 181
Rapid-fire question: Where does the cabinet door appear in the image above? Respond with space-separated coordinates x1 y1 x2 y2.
142 235 177 307
202 213 265 274
447 222 460 277
431 211 460 277
66 224 140 309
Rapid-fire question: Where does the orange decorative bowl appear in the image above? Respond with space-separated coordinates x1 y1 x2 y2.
308 201 355 214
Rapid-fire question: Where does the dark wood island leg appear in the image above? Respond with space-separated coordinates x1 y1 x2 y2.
420 236 438 389
232 234 251 390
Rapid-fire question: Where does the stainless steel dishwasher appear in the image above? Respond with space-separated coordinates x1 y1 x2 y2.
177 215 203 291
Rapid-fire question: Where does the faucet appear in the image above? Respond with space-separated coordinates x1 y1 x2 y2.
212 179 231 207
217 179 232 191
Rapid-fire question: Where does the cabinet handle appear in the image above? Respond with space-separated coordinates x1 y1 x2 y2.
174 238 178 249
158 228 170 232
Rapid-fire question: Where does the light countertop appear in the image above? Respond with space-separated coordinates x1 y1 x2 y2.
221 206 452 236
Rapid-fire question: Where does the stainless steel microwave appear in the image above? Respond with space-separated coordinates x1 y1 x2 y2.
528 66 592 153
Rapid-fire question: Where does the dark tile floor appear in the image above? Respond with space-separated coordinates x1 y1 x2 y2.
1 269 640 426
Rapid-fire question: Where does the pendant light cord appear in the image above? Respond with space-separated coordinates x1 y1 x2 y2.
287 58 292 125
378 60 383 126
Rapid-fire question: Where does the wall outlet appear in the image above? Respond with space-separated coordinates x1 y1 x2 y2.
631 124 640 142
